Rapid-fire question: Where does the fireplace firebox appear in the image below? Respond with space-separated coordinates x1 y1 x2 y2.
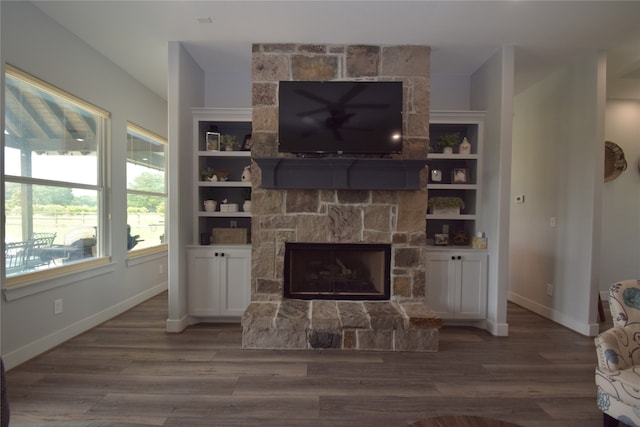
284 242 391 300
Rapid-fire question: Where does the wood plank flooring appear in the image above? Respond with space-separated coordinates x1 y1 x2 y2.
5 293 607 427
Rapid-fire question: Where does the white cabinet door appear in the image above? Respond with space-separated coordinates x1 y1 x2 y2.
218 247 251 316
456 253 487 319
187 247 220 316
425 253 456 317
426 251 487 320
187 246 251 318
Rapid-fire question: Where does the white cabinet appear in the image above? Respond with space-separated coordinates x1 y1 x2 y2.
187 246 251 318
425 251 487 319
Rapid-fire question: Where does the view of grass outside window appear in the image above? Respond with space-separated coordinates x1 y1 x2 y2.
126 124 167 252
4 65 108 279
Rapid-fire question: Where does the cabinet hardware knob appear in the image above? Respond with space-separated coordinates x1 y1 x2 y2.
220 252 225 257
451 256 455 260
214 252 219 257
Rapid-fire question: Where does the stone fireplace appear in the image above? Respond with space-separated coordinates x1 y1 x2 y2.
241 43 441 351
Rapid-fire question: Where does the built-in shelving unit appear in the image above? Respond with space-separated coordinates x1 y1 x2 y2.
187 108 253 322
192 108 252 246
426 111 485 248
425 111 488 324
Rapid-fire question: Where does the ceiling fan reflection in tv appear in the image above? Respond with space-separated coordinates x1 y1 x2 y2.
278 81 403 155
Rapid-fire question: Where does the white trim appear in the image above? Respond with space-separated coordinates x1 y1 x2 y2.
508 291 595 336
127 122 167 145
6 64 110 118
484 319 509 336
3 282 167 370
166 315 190 333
192 107 252 122
126 245 167 266
3 260 115 301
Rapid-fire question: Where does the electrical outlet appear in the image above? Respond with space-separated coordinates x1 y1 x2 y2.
546 283 553 296
54 299 63 315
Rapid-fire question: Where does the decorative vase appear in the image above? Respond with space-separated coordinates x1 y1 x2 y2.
243 200 252 213
203 200 216 212
443 146 453 154
241 165 251 182
459 137 471 155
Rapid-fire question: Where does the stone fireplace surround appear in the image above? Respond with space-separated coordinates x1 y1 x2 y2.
241 43 441 351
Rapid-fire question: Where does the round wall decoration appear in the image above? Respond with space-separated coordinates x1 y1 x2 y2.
604 140 627 182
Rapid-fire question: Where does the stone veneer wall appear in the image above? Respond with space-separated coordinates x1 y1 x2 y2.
249 43 430 305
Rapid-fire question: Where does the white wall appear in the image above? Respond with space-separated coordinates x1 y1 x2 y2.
430 75 471 110
1 1 168 368
166 42 204 332
600 100 640 292
205 69 251 108
509 52 605 336
469 46 514 336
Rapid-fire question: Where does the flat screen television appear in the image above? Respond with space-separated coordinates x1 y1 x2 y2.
278 81 403 154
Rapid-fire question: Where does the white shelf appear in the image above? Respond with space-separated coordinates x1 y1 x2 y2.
198 150 251 157
426 213 477 220
425 245 487 252
427 184 477 190
199 181 251 188
428 153 479 160
198 212 251 218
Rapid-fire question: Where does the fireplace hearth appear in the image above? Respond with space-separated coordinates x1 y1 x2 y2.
284 242 391 300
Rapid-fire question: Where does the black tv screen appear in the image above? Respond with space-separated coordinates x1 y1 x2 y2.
278 81 403 154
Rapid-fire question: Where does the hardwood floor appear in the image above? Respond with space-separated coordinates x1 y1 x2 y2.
5 293 606 427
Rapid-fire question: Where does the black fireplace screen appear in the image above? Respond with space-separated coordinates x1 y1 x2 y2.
284 242 391 300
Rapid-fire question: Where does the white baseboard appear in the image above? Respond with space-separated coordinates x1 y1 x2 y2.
508 291 595 336
165 315 190 333
484 319 509 336
4 282 167 370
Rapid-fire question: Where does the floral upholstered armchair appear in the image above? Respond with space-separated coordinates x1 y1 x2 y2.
595 279 640 427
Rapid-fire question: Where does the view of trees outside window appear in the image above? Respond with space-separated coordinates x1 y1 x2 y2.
126 124 167 251
4 66 108 278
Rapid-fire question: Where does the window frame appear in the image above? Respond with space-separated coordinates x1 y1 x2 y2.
3 64 110 287
125 122 168 256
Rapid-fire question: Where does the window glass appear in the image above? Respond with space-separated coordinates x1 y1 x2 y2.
126 124 166 251
4 65 108 278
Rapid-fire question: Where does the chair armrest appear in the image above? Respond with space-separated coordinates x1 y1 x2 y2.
595 324 640 371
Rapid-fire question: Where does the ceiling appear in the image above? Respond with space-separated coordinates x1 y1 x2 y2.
28 1 640 102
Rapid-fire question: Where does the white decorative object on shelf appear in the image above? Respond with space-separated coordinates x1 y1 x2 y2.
220 199 238 212
459 137 471 155
203 200 217 212
241 165 251 182
243 200 252 213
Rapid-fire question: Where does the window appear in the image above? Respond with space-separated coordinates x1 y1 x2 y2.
4 65 109 280
126 123 167 252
